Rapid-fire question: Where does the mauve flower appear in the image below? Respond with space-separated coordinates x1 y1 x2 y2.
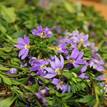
89 53 104 72
78 33 89 47
7 68 17 74
16 36 30 60
32 25 52 38
88 42 98 53
44 27 53 38
36 87 49 99
58 43 68 54
65 48 88 72
36 87 49 106
50 55 64 69
80 64 88 73
29 57 48 76
58 37 74 48
52 26 62 34
70 48 85 67
43 55 64 79
57 31 90 56
68 31 89 47
96 75 105 81
79 73 89 79
43 67 57 79
52 78 70 93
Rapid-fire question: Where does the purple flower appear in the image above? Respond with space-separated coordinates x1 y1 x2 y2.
96 75 105 81
43 55 64 79
52 26 62 34
65 48 88 72
57 31 90 56
80 64 88 73
49 55 64 70
68 31 89 47
58 37 74 54
89 53 104 72
88 42 98 53
29 57 49 76
32 25 52 38
79 73 89 79
36 88 49 99
58 43 69 54
63 31 90 48
36 87 49 105
70 48 86 67
16 36 30 60
7 68 17 74
43 67 57 79
52 78 70 93
77 33 89 47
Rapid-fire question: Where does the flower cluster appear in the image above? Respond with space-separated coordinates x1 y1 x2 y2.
15 26 105 106
57 31 104 77
32 25 52 38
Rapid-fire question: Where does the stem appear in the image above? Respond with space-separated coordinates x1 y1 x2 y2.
36 99 42 107
93 83 100 107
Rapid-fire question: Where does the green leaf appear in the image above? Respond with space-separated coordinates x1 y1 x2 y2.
10 58 20 66
0 47 12 53
0 74 12 85
0 23 7 33
0 65 10 71
64 1 75 13
77 95 95 106
83 48 92 60
0 96 16 107
63 68 79 79
11 86 24 97
0 5 16 23
63 71 72 79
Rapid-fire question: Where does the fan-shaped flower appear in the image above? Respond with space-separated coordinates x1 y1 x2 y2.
52 78 70 93
16 36 30 59
32 25 52 38
43 55 64 79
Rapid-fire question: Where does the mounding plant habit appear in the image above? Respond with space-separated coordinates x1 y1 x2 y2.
0 25 106 107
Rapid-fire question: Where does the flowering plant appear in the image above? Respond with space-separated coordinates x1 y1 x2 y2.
0 25 106 107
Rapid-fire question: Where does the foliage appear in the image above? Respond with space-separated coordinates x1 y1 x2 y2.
0 0 107 107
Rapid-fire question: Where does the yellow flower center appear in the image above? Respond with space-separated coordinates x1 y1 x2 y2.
59 81 64 86
40 32 44 38
69 59 75 64
78 38 84 48
55 68 62 75
80 38 84 43
57 81 64 89
25 45 30 49
41 65 46 69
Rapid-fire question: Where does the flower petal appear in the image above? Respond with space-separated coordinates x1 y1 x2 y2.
24 36 30 44
52 78 59 85
21 49 29 59
19 49 26 57
43 73 56 79
71 48 79 59
18 38 25 45
55 56 61 68
79 73 89 79
45 67 55 73
60 55 64 69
